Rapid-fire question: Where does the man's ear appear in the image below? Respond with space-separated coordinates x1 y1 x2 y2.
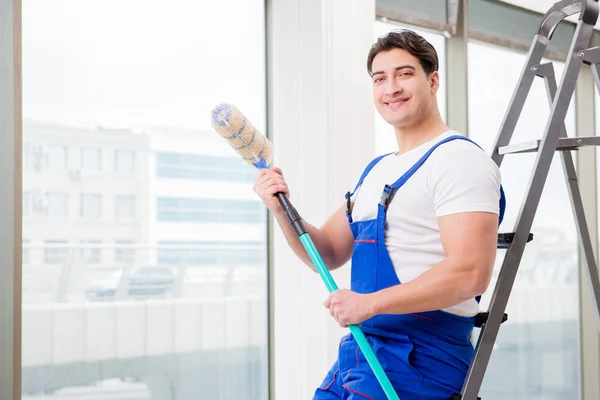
430 71 440 94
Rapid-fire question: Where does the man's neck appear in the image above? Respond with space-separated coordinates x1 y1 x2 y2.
393 116 450 156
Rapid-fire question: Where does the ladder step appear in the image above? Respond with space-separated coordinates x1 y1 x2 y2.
497 232 534 249
474 311 508 328
498 136 600 155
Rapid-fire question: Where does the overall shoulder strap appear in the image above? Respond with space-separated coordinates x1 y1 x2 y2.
345 152 393 222
346 152 393 200
386 135 466 195
381 135 506 225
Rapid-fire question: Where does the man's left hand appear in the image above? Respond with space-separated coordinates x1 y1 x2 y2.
323 289 377 327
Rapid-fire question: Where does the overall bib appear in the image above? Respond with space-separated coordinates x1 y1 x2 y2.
313 135 506 400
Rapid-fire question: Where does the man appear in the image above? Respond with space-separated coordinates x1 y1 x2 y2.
253 29 503 400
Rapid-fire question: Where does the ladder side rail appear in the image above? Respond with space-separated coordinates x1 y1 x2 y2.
541 64 600 327
460 20 595 400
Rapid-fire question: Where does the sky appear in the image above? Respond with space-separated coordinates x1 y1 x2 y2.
22 0 267 133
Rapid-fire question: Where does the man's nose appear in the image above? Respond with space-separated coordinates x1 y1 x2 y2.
384 79 402 96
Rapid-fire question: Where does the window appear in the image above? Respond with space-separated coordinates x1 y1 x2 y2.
44 240 68 264
81 147 101 172
23 1 268 398
116 149 135 173
115 195 136 219
23 191 30 216
156 197 263 223
81 194 102 219
596 88 600 248
373 20 447 154
81 240 101 264
156 152 257 182
157 241 265 266
47 145 67 170
115 240 135 264
23 142 30 170
22 239 30 265
468 41 580 400
46 192 68 218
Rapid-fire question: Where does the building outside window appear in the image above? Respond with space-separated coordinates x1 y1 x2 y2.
81 147 101 173
116 149 135 173
81 194 102 219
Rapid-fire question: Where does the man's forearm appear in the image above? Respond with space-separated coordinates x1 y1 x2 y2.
273 211 335 272
370 257 491 316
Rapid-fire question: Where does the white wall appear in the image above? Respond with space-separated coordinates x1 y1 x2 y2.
269 0 376 398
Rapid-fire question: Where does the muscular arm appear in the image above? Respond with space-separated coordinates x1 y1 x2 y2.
274 203 355 272
324 144 502 326
370 211 498 315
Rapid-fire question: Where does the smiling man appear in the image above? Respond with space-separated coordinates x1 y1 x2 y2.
253 29 503 399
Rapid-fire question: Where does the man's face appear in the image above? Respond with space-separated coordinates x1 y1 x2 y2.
371 48 439 129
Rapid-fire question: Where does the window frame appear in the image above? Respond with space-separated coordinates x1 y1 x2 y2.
1 0 22 398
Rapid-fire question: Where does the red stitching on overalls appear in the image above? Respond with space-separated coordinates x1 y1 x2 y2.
320 369 338 390
410 313 434 321
342 385 375 400
354 239 376 243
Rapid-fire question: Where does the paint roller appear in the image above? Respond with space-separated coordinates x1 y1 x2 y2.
210 103 400 400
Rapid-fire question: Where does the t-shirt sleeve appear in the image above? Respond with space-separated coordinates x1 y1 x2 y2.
428 146 501 217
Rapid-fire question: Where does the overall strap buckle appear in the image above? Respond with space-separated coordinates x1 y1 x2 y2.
345 191 352 212
379 185 396 211
345 191 354 223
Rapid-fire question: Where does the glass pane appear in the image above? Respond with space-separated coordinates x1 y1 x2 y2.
22 1 268 399
373 20 447 155
156 152 257 182
116 149 135 174
81 194 102 219
468 40 580 400
23 191 30 217
81 240 102 264
116 195 136 220
596 87 600 254
81 147 101 173
46 192 68 218
47 145 67 170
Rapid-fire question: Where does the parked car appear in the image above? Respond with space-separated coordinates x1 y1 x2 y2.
85 266 175 301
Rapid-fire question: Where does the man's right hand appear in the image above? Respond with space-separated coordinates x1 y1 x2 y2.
253 167 290 214
253 166 354 273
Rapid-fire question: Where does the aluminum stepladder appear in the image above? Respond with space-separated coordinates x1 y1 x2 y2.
454 1 600 399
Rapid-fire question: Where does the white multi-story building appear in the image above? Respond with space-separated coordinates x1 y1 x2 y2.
22 120 150 302
22 121 267 302
147 126 267 298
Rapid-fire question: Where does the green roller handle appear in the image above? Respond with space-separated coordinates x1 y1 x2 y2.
217 111 399 398
299 233 400 400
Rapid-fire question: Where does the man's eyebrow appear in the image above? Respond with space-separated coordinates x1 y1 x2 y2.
371 65 416 77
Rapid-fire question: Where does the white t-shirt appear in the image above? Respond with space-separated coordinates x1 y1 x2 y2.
350 130 501 317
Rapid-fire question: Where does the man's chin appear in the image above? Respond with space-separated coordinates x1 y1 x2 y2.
384 117 410 128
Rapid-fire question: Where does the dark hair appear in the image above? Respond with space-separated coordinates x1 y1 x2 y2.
367 29 439 76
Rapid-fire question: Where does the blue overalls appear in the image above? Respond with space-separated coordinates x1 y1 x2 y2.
314 135 506 400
